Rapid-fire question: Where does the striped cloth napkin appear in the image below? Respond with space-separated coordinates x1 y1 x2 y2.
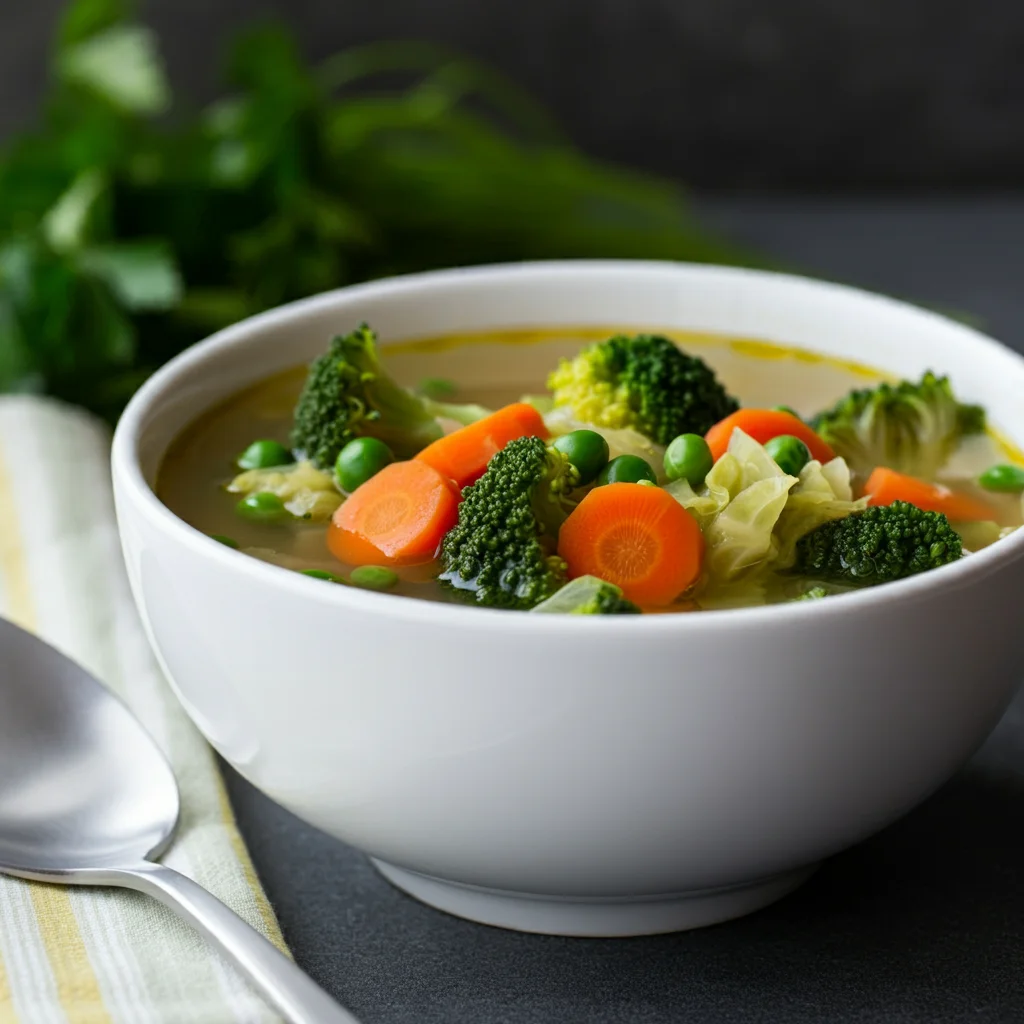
0 397 287 1024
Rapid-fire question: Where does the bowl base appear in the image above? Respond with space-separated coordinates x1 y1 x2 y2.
371 859 815 937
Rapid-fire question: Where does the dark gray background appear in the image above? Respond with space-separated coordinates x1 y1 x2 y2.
4 0 1024 187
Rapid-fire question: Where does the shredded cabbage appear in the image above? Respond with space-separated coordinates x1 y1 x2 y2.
773 457 867 569
228 460 341 522
667 428 795 581
666 428 864 600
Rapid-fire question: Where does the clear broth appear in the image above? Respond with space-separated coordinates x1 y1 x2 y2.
157 328 1024 609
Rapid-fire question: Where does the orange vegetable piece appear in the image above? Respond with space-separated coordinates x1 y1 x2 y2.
416 402 548 488
328 460 460 566
705 409 835 465
558 483 704 605
863 466 995 522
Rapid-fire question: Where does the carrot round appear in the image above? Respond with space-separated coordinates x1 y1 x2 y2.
705 409 835 464
416 402 548 487
558 483 704 605
328 460 460 566
864 466 995 522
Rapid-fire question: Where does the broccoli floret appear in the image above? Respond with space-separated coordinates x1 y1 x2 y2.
793 501 962 586
531 575 642 615
583 587 642 615
439 436 580 609
291 324 488 468
810 372 986 481
547 334 739 446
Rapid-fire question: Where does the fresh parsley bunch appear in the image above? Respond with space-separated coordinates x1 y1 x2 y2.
0 0 759 421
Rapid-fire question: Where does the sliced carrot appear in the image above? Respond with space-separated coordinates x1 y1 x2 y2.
328 460 460 566
416 402 548 487
864 467 995 522
558 483 704 605
705 409 835 464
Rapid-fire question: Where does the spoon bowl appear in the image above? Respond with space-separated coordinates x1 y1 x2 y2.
0 617 178 874
0 616 360 1024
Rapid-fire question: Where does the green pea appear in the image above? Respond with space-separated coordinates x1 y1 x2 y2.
597 454 658 486
335 437 394 493
552 429 610 485
773 405 802 420
978 464 1024 493
764 435 811 477
350 565 400 591
664 433 714 487
301 569 347 584
209 534 239 549
236 491 288 523
236 439 294 470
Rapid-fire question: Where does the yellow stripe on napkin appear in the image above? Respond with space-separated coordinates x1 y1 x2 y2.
214 779 290 955
0 431 112 1024
0 960 13 1024
0 398 286 1024
27 891 109 1024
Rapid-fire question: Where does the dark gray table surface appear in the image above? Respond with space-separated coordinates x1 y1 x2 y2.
223 197 1024 1024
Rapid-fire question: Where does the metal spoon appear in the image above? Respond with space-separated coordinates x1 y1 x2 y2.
0 616 362 1024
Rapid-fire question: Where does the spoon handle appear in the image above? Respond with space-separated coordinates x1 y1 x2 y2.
121 863 363 1024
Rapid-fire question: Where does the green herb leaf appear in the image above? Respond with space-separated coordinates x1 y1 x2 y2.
42 170 107 252
77 242 183 310
57 0 129 49
58 24 170 115
0 10 767 423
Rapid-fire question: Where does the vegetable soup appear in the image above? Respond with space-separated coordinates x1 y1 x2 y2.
158 326 1024 614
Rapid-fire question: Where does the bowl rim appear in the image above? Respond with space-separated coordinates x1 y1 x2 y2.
112 258 1024 634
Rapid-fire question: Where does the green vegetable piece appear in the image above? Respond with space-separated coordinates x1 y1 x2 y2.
417 377 458 400
291 325 487 468
236 491 288 523
335 437 395 493
0 3 768 426
236 439 294 470
531 575 642 615
773 405 802 419
810 371 986 480
301 569 346 583
793 501 962 586
597 454 657 486
350 565 400 591
209 534 239 549
978 464 1024 493
552 429 610 485
440 436 579 609
792 586 829 602
664 433 713 486
764 435 811 477
548 334 739 445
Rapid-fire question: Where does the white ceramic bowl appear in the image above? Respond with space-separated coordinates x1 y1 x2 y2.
113 261 1024 937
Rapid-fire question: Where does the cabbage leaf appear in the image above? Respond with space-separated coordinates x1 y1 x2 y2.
773 456 866 569
667 428 863 601
228 460 341 521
